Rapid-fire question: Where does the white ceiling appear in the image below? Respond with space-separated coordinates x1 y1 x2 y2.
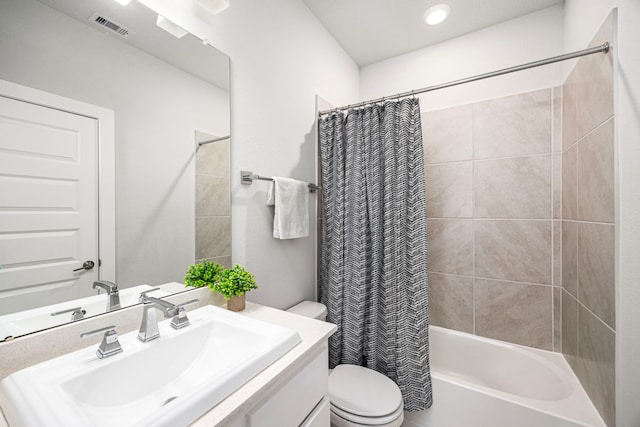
37 0 230 90
302 0 564 66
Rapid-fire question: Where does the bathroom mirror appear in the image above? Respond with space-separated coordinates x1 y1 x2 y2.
0 0 230 339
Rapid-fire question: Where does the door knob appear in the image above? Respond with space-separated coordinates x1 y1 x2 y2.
73 260 95 272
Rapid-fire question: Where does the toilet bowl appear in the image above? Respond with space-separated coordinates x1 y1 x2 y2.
287 301 404 427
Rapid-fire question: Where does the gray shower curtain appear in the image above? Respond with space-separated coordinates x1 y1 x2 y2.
319 98 432 411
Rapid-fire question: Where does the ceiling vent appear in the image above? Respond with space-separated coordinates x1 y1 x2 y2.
88 12 135 39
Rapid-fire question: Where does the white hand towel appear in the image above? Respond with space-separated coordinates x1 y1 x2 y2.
266 177 309 239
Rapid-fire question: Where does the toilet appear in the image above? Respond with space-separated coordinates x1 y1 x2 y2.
287 301 404 427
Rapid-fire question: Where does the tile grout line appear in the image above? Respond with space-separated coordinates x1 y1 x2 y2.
471 104 476 336
558 84 564 352
196 171 231 179
426 151 552 167
575 128 581 360
576 295 616 335
550 88 555 351
425 217 618 224
429 271 554 288
560 114 614 155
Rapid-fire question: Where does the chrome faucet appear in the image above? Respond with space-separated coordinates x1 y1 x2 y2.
93 280 121 312
137 296 199 343
81 325 123 359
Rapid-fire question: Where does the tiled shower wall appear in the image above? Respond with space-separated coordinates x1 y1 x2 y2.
423 88 561 351
195 131 232 268
561 12 615 427
424 11 616 426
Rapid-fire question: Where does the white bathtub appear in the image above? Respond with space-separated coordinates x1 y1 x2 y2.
403 326 606 427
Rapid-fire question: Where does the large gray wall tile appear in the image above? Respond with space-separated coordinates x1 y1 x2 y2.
578 222 615 329
575 14 614 140
562 289 578 368
196 175 231 217
577 119 614 223
562 70 578 150
196 133 230 178
426 219 473 275
214 256 232 268
475 278 552 350
474 155 551 219
553 220 562 286
562 143 577 220
552 86 562 153
562 221 578 297
553 287 562 352
553 153 562 219
428 273 473 333
474 220 551 284
577 305 616 427
204 255 232 269
422 105 473 164
473 89 551 159
425 162 472 218
195 216 232 260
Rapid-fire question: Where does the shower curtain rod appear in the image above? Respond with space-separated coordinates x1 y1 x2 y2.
198 135 230 146
318 42 610 116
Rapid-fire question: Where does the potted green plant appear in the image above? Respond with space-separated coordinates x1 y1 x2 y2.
184 259 225 289
211 264 258 312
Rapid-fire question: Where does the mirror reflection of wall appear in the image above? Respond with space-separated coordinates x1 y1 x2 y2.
0 0 230 337
195 132 232 268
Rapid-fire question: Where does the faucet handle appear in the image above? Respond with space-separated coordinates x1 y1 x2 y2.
81 325 123 359
138 287 162 303
171 299 199 329
51 306 86 321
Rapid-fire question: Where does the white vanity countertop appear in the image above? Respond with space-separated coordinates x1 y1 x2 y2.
190 302 336 426
0 302 336 427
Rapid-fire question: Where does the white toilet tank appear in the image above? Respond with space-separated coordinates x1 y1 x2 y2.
287 301 327 321
287 300 404 427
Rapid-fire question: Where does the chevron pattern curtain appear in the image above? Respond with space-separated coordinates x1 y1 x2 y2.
319 98 432 411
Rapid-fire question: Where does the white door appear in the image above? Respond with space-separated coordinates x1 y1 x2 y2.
0 95 99 315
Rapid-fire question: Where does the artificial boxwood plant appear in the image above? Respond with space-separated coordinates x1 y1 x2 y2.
184 261 257 300
211 264 258 300
184 259 225 289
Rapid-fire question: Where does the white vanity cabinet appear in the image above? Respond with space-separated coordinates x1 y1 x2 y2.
300 397 331 427
241 345 329 426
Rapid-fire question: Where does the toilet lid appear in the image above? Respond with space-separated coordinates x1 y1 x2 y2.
328 365 403 418
331 401 404 426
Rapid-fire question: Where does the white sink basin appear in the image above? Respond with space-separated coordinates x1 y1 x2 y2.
0 285 168 340
0 305 301 427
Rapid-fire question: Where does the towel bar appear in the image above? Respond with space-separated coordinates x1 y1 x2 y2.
241 170 320 193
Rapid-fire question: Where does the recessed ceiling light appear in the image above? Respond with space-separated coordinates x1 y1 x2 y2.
424 4 451 26
112 0 132 5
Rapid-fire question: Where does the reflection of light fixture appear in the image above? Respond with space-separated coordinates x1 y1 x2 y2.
195 0 230 15
156 15 188 38
112 0 132 5
424 4 450 25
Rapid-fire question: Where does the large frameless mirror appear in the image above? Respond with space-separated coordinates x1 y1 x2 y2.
0 0 230 340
